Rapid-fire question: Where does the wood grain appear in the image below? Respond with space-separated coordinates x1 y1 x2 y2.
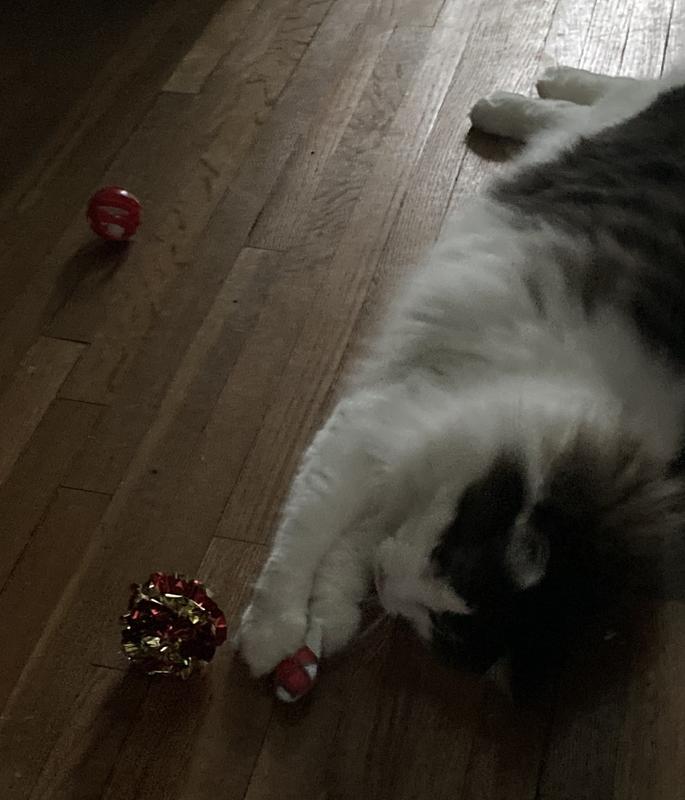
248 22 398 250
217 20 477 545
620 0 673 77
0 247 278 794
0 398 102 589
63 244 278 494
0 1 227 379
45 0 332 404
162 0 262 94
19 538 267 800
0 0 220 213
612 603 685 800
19 666 151 800
0 337 84 487
0 487 110 710
663 0 683 72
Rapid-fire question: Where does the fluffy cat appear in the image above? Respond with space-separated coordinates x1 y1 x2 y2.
236 65 685 688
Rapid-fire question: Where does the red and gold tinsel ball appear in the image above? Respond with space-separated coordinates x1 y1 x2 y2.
87 185 141 241
121 572 227 678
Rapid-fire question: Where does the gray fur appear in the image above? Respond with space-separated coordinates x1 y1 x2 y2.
493 86 685 363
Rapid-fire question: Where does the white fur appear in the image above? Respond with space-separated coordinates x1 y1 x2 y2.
236 66 685 677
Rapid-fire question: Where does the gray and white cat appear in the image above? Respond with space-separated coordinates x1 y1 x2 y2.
236 66 685 687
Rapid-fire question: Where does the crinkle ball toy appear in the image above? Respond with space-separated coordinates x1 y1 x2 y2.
121 572 227 678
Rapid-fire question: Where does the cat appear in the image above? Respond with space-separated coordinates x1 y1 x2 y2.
236 65 685 690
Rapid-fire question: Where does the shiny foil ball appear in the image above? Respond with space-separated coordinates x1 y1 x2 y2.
121 572 227 678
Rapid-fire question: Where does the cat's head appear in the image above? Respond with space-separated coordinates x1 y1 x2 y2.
373 414 685 690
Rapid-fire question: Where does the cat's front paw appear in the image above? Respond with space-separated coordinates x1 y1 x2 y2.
314 600 362 656
469 91 526 138
536 65 570 99
236 602 308 677
536 65 598 104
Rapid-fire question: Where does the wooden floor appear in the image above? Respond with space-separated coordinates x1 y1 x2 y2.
1 0 684 797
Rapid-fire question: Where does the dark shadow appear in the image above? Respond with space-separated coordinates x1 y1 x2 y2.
61 666 210 800
1 0 227 193
58 668 150 799
54 239 129 310
466 127 522 162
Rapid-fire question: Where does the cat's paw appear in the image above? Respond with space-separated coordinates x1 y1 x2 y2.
469 91 527 138
314 599 362 656
236 602 308 677
536 65 571 98
536 65 598 104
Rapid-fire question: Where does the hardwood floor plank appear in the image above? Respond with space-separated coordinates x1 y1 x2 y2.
0 398 102 589
19 666 151 800
44 0 330 402
246 622 484 800
461 688 548 800
162 0 262 94
662 0 682 71
0 337 84 488
248 22 398 250
64 16 424 500
245 620 397 800
14 0 385 507
23 538 268 800
620 0 673 76
577 0 635 74
0 0 335 401
541 0 597 68
217 21 474 545
104 539 270 800
0 487 110 711
0 247 278 795
34 0 386 415
332 627 483 800
79 17 430 561
376 0 445 26
0 0 220 216
611 603 685 800
0 1 227 362
64 245 277 494
537 627 635 800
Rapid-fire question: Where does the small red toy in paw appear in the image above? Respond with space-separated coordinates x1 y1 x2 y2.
87 186 141 241
272 619 322 703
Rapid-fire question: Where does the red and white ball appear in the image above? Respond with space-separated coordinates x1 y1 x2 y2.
273 645 319 703
87 186 141 241
272 620 322 703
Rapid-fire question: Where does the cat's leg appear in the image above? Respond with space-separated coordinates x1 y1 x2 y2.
536 65 638 105
236 393 384 676
469 91 583 141
309 528 375 656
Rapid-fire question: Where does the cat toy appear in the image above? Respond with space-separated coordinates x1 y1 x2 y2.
121 572 227 678
272 618 322 702
270 606 388 702
87 185 142 241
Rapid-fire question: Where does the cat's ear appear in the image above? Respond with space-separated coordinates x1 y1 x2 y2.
505 521 549 589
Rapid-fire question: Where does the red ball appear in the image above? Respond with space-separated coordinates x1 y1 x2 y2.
87 186 141 241
273 645 319 702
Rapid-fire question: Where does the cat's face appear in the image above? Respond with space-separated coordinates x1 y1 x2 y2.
373 433 684 682
374 454 548 673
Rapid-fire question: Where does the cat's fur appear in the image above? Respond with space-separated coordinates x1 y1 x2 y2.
236 66 685 687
